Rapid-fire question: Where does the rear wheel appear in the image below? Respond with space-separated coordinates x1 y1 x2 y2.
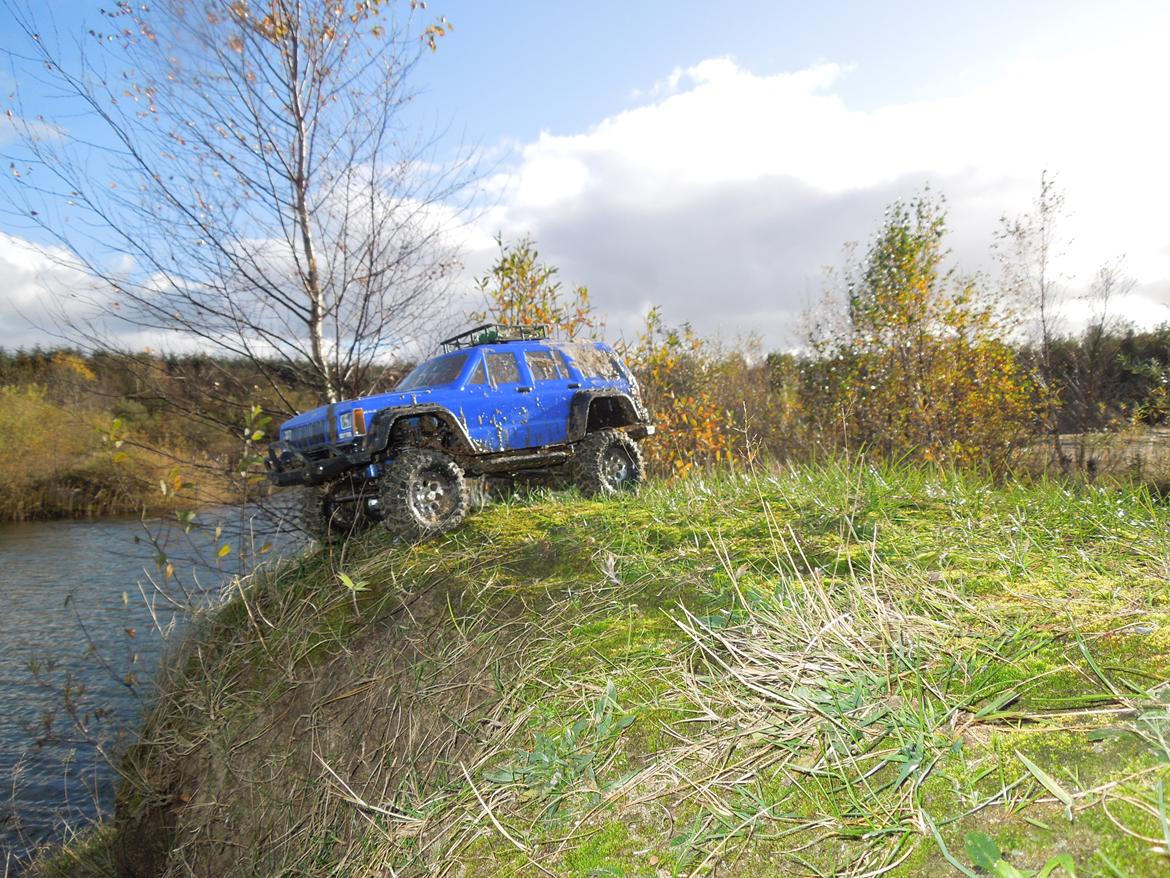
380 448 470 540
573 429 644 497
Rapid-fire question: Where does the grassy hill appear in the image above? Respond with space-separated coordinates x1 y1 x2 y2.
40 463 1170 877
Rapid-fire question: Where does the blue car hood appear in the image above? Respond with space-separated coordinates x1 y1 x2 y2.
280 387 445 450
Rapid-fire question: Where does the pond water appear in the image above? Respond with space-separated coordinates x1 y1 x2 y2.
0 509 296 870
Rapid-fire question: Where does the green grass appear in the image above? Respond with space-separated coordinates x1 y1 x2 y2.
38 461 1170 877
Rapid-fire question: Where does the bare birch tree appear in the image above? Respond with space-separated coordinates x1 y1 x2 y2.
4 0 472 408
1070 259 1134 433
995 171 1068 463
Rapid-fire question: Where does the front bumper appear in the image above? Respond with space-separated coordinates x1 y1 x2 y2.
266 443 372 487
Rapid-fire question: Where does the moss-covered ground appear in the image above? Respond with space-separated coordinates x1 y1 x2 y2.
36 462 1170 876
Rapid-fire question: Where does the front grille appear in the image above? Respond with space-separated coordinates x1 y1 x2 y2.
285 419 329 450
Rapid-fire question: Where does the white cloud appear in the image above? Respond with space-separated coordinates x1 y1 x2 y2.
0 187 483 356
6 28 1170 354
480 39 1170 346
0 232 93 349
0 111 66 146
0 232 211 353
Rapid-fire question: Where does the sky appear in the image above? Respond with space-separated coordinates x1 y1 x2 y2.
2 0 1169 351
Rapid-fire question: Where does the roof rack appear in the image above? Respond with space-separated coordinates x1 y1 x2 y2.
439 323 549 353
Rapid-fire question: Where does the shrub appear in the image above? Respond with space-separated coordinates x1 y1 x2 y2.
621 308 734 477
471 234 602 338
803 193 1037 471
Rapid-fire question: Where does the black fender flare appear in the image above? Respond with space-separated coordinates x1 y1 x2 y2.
364 405 479 456
567 391 644 443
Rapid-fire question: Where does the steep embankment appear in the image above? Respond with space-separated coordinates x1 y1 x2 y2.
40 465 1170 877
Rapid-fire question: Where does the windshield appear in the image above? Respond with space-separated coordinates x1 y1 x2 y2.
396 352 468 391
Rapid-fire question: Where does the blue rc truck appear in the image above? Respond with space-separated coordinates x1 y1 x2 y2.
266 325 656 540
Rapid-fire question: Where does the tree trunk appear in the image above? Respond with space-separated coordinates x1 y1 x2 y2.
289 28 337 403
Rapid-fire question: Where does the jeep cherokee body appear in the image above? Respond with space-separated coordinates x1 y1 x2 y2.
266 325 655 539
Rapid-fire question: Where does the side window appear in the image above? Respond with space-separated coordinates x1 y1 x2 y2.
468 360 487 385
555 349 574 376
525 350 563 382
486 352 521 385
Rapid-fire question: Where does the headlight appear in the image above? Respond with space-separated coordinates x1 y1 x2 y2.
339 412 353 433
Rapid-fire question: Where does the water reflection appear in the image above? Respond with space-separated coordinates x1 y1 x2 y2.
0 506 299 869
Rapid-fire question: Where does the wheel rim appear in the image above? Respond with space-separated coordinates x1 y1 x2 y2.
409 466 458 525
601 446 633 490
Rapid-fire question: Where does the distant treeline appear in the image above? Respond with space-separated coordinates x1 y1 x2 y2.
0 348 323 521
1040 328 1170 431
0 347 424 522
6 188 1170 521
3 313 1169 522
622 319 1170 479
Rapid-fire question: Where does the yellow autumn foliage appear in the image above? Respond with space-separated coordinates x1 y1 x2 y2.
805 193 1037 470
0 384 226 520
621 308 735 477
472 235 603 340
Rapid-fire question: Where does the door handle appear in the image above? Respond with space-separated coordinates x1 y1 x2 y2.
517 386 533 393
567 383 581 389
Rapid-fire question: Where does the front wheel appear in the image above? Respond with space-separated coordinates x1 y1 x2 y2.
380 448 470 540
299 481 371 544
573 429 644 497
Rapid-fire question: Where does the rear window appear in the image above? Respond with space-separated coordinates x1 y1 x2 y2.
486 352 521 385
396 352 467 391
525 350 564 382
561 344 622 379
